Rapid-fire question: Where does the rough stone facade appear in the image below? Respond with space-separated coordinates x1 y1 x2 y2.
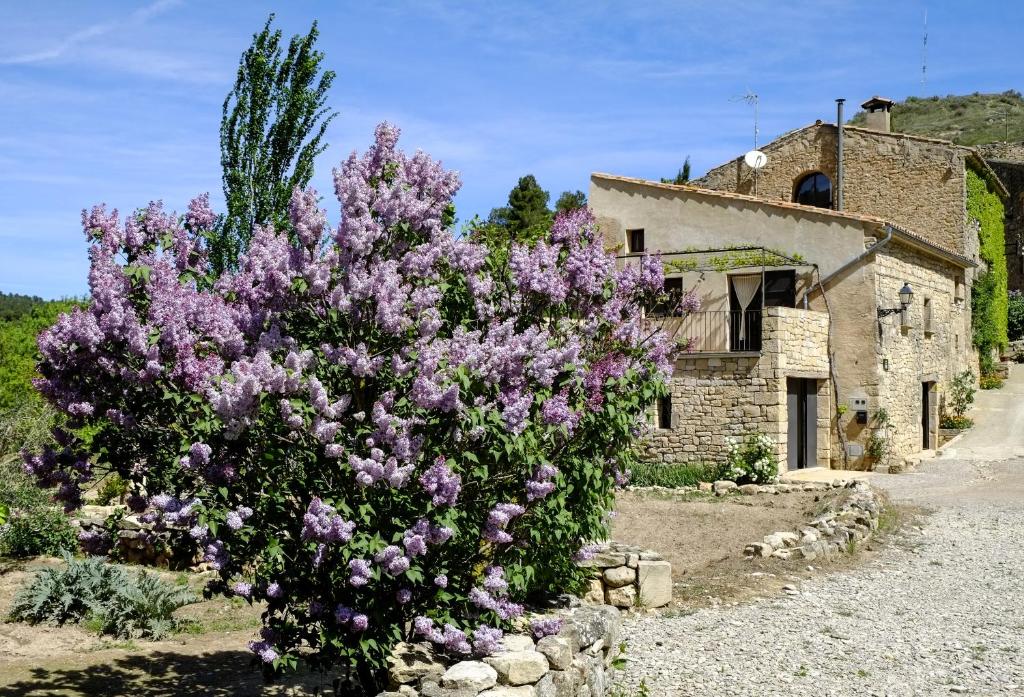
872 242 973 460
695 124 1003 265
646 307 831 468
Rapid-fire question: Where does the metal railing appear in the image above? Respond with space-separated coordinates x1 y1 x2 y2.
656 310 763 353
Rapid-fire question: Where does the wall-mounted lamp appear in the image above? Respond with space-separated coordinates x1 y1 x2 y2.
877 282 913 318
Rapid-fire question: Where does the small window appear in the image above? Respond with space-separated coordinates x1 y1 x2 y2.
657 395 673 429
627 228 645 253
793 172 833 209
764 270 797 308
954 275 964 301
923 297 933 333
649 277 684 317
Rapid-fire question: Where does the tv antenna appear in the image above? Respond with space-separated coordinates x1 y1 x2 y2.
921 9 928 89
732 90 762 193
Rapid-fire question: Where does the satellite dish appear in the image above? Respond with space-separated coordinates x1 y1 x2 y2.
744 150 768 169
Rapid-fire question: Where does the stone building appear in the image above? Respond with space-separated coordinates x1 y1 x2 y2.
590 173 975 471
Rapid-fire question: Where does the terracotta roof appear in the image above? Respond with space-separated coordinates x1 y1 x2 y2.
591 172 976 269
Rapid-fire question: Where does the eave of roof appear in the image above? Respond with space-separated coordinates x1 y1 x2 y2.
591 172 977 269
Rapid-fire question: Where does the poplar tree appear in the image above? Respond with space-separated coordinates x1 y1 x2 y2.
213 15 337 272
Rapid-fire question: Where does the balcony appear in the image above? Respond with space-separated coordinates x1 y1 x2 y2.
655 309 763 353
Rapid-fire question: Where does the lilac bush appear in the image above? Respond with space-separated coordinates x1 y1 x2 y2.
25 124 678 690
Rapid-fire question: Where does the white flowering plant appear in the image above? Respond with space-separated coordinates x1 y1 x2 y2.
720 433 778 484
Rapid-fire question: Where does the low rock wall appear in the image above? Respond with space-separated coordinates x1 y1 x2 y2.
576 542 672 610
380 604 623 697
742 480 882 561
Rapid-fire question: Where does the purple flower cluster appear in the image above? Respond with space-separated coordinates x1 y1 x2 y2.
418 457 461 506
348 558 372 587
483 503 525 544
468 567 523 621
334 605 370 633
413 616 474 655
301 498 356 544
226 505 253 530
526 464 559 502
374 545 411 576
529 617 564 639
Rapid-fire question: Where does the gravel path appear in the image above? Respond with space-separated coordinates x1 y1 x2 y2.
619 370 1024 696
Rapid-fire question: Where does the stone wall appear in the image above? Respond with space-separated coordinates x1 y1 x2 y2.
872 242 972 461
644 307 830 467
381 605 624 697
697 124 972 258
576 542 672 610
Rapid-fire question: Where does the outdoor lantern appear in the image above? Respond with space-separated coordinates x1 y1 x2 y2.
898 282 913 307
878 282 914 318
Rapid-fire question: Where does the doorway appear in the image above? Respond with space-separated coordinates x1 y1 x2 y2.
786 378 818 470
922 381 934 450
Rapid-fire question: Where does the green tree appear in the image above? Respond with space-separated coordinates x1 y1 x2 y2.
214 15 337 272
488 175 552 235
661 156 691 185
555 190 587 214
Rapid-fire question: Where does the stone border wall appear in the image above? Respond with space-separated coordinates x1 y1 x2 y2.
742 479 882 561
576 542 672 610
380 604 623 697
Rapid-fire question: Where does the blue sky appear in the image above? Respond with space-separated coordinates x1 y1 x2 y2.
1 0 1021 298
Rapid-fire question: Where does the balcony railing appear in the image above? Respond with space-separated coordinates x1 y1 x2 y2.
655 310 763 353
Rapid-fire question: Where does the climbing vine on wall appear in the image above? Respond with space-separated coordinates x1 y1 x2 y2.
663 248 806 274
967 168 1007 359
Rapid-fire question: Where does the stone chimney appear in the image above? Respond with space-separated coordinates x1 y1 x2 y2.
860 96 895 133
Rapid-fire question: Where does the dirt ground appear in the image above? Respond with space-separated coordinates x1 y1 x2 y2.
0 489 900 696
612 488 901 609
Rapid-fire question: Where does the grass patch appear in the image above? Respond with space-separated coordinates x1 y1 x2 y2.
628 461 719 488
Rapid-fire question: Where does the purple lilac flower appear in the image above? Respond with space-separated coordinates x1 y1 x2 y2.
248 640 279 664
232 581 252 598
374 545 411 576
266 582 283 599
530 617 564 639
434 574 448 588
573 543 601 563
526 464 559 502
396 588 412 604
301 498 355 543
348 558 372 587
350 614 369 632
472 625 504 656
483 503 525 544
419 457 461 506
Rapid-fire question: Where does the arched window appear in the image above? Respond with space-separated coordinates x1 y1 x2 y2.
793 172 832 209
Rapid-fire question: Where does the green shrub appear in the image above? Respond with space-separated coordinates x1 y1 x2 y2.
1009 290 1024 342
0 299 81 411
720 433 778 484
946 370 976 419
8 553 197 640
627 461 718 488
0 399 61 459
95 473 128 506
967 168 1007 354
0 507 78 558
980 375 1004 390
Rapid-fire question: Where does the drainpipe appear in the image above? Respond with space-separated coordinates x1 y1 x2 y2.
835 98 845 211
817 224 894 288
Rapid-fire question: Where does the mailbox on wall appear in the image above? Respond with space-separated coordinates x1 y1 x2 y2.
850 396 869 425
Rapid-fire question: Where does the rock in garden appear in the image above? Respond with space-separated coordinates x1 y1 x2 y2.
738 484 760 495
484 650 549 685
583 578 605 604
440 661 498 691
637 560 672 608
712 480 737 494
501 634 535 653
536 636 574 670
603 566 636 588
388 642 445 685
479 686 538 697
605 584 637 608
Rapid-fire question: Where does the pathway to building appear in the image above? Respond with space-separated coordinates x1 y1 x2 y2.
618 368 1024 695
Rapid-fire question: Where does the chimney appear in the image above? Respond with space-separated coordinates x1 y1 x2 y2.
860 96 895 133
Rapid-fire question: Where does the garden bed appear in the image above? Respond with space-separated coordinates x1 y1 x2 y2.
611 485 888 608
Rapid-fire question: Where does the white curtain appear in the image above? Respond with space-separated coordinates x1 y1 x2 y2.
731 274 762 341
